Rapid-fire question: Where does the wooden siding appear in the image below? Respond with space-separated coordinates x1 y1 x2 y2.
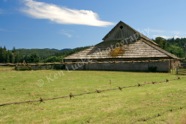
65 61 170 72
103 22 136 41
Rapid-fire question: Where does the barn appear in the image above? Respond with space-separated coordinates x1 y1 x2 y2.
64 21 180 72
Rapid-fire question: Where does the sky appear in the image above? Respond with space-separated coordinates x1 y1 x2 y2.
0 0 186 50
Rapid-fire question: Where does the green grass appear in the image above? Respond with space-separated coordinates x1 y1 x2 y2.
0 66 186 124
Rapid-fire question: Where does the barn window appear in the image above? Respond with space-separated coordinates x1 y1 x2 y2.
120 26 123 29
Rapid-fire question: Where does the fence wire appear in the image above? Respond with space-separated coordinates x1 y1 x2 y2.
136 106 186 123
0 76 184 107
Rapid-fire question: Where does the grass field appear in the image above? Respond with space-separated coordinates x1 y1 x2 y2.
0 66 186 124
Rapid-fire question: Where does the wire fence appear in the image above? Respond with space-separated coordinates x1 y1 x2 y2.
1 76 186 123
177 62 186 75
0 76 185 107
136 105 186 122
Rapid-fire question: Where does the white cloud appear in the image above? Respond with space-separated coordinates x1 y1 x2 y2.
173 35 186 39
138 28 186 39
59 30 73 38
152 35 172 39
21 0 113 27
152 35 186 39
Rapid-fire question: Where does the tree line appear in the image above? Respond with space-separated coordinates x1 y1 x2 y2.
0 47 18 63
0 46 89 63
153 37 186 58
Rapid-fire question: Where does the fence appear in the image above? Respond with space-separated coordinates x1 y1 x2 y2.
0 76 183 107
0 76 186 123
177 63 186 75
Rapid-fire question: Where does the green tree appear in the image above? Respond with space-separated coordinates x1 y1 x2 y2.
154 37 167 49
167 45 184 57
29 53 40 63
44 56 62 62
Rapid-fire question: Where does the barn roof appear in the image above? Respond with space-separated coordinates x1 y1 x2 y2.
64 21 179 60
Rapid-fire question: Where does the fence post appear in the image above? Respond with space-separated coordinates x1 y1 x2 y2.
176 68 178 75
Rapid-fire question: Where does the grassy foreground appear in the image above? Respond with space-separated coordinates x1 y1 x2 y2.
0 66 186 124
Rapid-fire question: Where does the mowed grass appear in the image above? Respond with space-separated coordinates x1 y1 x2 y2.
0 66 186 124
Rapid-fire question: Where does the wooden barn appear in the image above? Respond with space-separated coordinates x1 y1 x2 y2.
64 21 180 72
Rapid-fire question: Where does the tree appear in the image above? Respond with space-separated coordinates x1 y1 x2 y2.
44 56 62 62
0 47 3 62
167 45 184 58
154 37 186 58
29 53 40 63
6 51 10 63
2 47 7 63
154 37 167 49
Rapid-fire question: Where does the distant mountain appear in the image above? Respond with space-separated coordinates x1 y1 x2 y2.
60 48 72 52
14 46 89 58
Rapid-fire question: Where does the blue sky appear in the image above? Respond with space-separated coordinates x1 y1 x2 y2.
0 0 186 49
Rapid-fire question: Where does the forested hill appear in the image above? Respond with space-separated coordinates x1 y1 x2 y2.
16 48 71 58
0 46 89 63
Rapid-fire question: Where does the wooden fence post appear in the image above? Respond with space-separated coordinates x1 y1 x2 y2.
176 68 178 75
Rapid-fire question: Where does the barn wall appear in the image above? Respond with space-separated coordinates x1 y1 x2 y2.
65 61 170 72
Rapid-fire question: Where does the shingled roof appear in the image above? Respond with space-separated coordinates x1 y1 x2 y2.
64 21 179 60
